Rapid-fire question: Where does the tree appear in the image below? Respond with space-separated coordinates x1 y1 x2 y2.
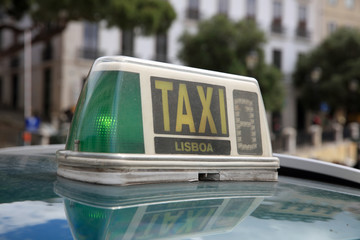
293 27 360 118
178 15 284 112
0 0 176 57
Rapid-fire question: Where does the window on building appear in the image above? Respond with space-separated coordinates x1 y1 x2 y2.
11 74 18 109
0 29 2 50
273 49 282 70
297 52 305 62
345 0 355 9
246 0 256 19
0 77 3 105
10 56 19 69
271 1 283 34
122 29 135 57
273 1 282 20
187 0 200 20
43 68 52 120
328 22 337 34
299 5 307 24
155 33 168 62
42 41 53 61
296 5 309 38
218 0 229 16
83 21 99 59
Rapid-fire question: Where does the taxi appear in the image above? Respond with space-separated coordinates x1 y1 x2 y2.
57 56 278 185
1 56 360 239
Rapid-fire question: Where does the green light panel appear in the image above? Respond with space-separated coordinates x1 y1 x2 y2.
66 71 144 153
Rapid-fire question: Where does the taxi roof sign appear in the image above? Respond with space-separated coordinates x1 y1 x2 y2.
57 56 279 185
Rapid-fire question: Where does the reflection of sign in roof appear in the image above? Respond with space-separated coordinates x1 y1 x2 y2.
251 178 360 223
55 177 275 239
253 203 340 223
64 198 260 240
54 177 276 208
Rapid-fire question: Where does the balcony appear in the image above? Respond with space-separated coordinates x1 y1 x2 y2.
187 8 200 20
42 43 53 61
246 15 256 22
10 56 19 69
79 47 102 60
271 19 284 34
121 49 134 57
154 53 168 63
296 24 310 39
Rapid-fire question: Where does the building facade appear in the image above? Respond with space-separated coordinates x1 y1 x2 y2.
0 0 358 131
316 0 360 44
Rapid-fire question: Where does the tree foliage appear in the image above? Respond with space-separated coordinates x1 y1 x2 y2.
178 15 284 112
0 0 176 35
293 27 360 114
0 0 176 59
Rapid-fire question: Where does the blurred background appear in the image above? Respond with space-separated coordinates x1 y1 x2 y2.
0 0 360 168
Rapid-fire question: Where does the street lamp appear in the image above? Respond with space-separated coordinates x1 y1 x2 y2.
349 79 358 92
309 67 322 124
246 50 258 70
311 67 322 83
348 79 358 118
24 30 32 119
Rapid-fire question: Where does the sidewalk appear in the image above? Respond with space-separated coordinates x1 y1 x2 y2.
288 141 358 167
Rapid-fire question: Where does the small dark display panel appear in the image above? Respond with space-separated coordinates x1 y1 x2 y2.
233 90 262 155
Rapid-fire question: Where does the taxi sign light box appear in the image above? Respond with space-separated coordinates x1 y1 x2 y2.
56 56 279 185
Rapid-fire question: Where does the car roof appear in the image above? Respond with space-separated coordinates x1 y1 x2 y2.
1 145 360 239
